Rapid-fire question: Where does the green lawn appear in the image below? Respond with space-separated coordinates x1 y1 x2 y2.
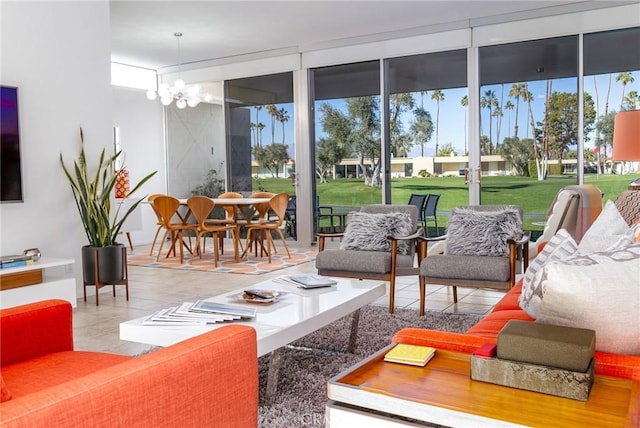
255 173 634 233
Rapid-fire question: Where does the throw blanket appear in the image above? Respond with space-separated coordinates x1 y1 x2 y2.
546 184 602 242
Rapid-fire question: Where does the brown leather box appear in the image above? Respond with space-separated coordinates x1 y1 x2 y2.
497 320 595 372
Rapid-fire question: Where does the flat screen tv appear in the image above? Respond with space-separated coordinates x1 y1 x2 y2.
1 85 23 202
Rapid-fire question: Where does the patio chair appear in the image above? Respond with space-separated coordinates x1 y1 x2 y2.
408 193 428 235
315 204 424 314
423 193 440 237
418 205 529 314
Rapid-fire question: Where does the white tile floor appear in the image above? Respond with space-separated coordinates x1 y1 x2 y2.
72 241 506 356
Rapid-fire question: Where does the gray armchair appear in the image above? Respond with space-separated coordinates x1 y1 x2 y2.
418 205 529 314
315 204 424 314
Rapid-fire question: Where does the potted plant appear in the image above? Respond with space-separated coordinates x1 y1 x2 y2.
60 128 157 285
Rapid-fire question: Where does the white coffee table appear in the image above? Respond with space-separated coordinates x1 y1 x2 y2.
120 275 386 399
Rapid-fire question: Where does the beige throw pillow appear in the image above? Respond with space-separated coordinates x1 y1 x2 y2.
577 200 629 254
519 229 577 318
536 247 640 355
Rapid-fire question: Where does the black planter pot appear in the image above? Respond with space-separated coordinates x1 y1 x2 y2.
82 245 126 284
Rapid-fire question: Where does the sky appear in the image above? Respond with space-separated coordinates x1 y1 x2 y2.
248 70 639 158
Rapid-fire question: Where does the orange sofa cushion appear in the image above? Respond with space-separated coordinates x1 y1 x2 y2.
2 351 131 399
465 310 535 338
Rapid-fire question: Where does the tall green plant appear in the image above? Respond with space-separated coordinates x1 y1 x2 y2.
60 128 157 247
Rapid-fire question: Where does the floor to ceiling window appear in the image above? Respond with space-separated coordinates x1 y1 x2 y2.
386 50 467 228
224 72 294 194
583 27 640 197
310 61 381 231
479 36 579 229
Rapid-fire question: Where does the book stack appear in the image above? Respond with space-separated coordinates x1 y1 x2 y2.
384 344 436 367
1 254 35 269
142 300 257 326
275 274 338 289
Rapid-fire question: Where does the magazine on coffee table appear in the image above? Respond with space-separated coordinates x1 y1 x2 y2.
190 300 257 318
286 274 338 288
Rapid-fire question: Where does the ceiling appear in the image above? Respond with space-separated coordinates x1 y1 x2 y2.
110 1 626 72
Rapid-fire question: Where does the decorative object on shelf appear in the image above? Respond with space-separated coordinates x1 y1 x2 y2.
145 32 212 109
60 128 157 304
22 248 41 262
612 109 640 190
114 169 130 199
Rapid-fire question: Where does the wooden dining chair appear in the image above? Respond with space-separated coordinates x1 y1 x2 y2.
152 195 197 264
147 193 165 256
187 196 239 266
207 191 243 255
246 191 275 256
244 193 291 263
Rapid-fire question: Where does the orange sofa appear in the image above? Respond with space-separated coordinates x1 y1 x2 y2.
0 300 258 428
393 279 640 380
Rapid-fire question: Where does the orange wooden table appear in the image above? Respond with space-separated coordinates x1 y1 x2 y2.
327 346 639 427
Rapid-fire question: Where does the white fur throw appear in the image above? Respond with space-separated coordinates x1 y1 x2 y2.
445 207 522 257
340 211 413 254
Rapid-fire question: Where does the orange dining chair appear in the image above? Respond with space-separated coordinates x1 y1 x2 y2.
244 193 291 263
205 191 243 255
187 196 239 266
147 193 165 256
247 191 275 256
152 195 197 264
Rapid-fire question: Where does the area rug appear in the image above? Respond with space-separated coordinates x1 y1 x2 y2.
257 305 481 427
127 247 317 275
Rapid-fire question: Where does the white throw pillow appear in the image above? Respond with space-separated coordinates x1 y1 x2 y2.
578 200 629 254
536 248 640 355
519 229 577 318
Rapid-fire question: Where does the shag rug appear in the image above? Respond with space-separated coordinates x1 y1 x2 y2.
257 305 481 427
127 246 316 275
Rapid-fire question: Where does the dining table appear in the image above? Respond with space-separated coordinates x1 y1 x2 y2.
177 197 272 262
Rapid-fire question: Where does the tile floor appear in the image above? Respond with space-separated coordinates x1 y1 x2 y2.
72 241 508 356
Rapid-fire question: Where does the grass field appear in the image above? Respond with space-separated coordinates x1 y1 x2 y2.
254 173 635 232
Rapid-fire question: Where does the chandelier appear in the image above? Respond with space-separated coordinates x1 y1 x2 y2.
146 32 212 109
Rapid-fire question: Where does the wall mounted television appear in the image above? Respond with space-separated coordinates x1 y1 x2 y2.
1 85 23 203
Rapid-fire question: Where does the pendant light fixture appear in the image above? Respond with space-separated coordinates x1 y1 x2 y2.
146 32 212 109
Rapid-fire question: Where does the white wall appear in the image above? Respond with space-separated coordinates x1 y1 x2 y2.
0 1 111 297
112 85 166 245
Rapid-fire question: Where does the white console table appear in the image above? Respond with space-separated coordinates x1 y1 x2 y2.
0 257 76 308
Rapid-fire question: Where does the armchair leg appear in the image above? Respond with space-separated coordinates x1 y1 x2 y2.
453 286 458 303
389 277 395 314
419 278 426 316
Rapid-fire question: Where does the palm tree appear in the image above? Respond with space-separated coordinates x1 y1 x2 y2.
256 123 265 147
482 90 497 154
266 104 278 144
419 90 427 109
276 107 290 144
254 106 263 147
504 100 514 138
522 83 537 159
493 106 503 150
623 90 639 110
508 83 525 138
616 72 635 109
430 90 444 155
460 95 468 154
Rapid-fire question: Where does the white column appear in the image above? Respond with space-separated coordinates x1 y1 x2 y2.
293 67 314 246
467 39 481 205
